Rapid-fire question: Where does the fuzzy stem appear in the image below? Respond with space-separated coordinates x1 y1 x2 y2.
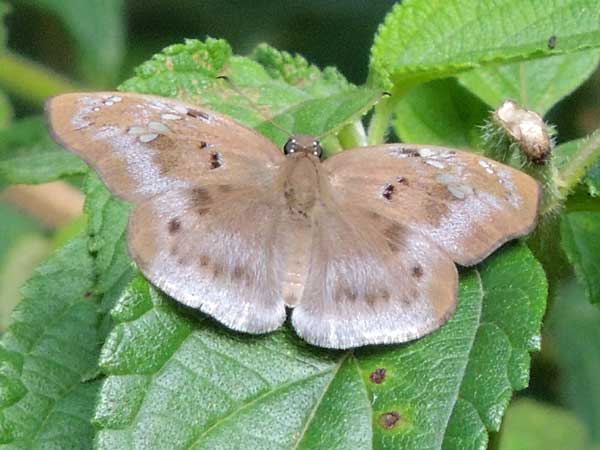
0 51 81 104
557 130 600 200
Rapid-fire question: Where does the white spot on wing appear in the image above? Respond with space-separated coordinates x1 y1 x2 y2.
139 133 159 143
148 121 170 134
161 113 182 121
418 148 435 158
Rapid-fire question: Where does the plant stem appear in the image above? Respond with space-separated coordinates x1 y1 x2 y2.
338 120 368 149
367 95 394 145
0 51 81 105
557 130 600 200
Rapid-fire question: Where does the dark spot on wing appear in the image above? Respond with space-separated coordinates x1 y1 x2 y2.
400 147 420 157
168 218 181 234
382 183 395 200
369 368 386 384
190 187 212 207
187 109 210 120
210 152 222 169
343 288 358 301
548 35 557 49
380 411 402 429
412 264 423 278
232 265 245 280
383 222 406 253
213 263 223 278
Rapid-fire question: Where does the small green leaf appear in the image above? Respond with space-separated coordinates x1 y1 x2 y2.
547 279 600 444
392 78 489 148
0 116 88 185
561 211 600 305
94 244 546 449
554 132 600 198
499 399 590 450
458 49 600 115
120 39 381 154
0 237 100 448
370 0 600 89
20 0 125 86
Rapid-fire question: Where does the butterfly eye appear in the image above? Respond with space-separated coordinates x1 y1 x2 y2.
313 140 323 158
283 138 296 155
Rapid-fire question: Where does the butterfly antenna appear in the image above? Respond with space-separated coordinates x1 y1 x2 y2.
314 91 392 142
216 75 292 137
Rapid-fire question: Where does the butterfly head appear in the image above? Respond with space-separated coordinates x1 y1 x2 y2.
283 135 323 159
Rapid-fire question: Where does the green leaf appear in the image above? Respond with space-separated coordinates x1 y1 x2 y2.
18 0 125 86
392 78 489 148
0 237 100 448
369 0 600 89
458 49 600 115
93 244 546 449
553 132 600 198
0 116 88 186
120 39 381 153
0 90 12 130
561 211 600 305
0 2 7 54
547 278 600 444
84 173 133 295
499 399 590 450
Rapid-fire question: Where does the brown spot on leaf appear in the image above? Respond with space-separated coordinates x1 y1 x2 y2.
380 411 402 429
369 368 386 384
168 218 181 234
382 183 395 200
187 109 210 120
412 264 423 278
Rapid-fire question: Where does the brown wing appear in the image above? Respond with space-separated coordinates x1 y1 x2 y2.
128 185 288 333
323 144 540 266
46 92 284 203
291 201 458 349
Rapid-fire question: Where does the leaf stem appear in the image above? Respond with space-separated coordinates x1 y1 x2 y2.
0 51 81 104
366 95 394 145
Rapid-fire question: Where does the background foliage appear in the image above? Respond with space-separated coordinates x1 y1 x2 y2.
0 1 599 449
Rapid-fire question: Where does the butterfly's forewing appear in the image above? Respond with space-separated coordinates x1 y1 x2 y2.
324 144 540 266
291 201 458 349
46 92 283 202
47 92 288 332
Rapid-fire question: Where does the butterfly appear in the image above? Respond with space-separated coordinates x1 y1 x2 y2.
46 92 540 349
